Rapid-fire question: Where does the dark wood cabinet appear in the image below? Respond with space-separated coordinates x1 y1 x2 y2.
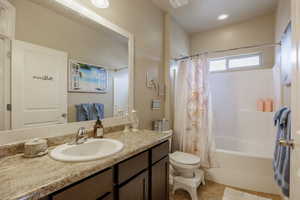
118 171 149 200
151 141 169 164
98 193 113 200
40 141 169 200
151 157 169 200
116 151 149 184
52 168 113 200
39 196 50 200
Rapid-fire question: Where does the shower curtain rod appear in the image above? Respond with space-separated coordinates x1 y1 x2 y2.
174 42 281 61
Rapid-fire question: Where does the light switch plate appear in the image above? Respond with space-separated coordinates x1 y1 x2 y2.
152 99 161 110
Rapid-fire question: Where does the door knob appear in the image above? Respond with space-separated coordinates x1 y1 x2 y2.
279 139 295 149
61 113 67 118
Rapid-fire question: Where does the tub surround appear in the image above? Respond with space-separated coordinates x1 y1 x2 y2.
0 130 172 200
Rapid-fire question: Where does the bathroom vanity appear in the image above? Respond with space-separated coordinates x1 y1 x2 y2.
46 141 169 200
0 130 171 200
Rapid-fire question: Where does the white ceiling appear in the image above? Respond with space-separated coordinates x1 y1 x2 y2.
152 0 278 33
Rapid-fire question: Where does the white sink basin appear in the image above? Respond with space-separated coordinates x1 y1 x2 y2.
50 138 124 162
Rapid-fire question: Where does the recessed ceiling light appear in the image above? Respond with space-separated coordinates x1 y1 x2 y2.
218 14 229 20
91 0 109 8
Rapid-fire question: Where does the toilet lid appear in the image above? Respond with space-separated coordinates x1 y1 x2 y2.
170 151 201 165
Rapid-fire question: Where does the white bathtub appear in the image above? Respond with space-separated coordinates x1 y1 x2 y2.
215 136 275 159
208 69 280 194
207 137 280 194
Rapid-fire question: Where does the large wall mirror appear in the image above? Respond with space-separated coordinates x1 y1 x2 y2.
0 0 134 131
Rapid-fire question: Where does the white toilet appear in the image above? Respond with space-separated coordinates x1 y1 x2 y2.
170 151 201 178
170 151 204 200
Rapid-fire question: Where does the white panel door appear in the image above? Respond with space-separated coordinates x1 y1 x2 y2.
0 38 4 130
11 40 67 129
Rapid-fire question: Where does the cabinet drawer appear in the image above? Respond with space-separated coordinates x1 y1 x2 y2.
52 168 112 200
151 141 169 164
117 151 149 184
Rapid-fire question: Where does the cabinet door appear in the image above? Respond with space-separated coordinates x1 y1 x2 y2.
117 151 149 184
119 171 148 200
151 157 169 200
151 141 169 164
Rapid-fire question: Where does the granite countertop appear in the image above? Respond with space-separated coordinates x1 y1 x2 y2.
0 130 172 200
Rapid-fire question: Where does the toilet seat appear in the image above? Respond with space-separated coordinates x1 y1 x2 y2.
170 151 201 166
169 151 201 180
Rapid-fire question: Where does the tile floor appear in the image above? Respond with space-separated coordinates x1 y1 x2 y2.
223 188 272 200
171 181 282 200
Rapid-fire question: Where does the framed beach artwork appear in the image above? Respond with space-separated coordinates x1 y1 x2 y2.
69 60 108 93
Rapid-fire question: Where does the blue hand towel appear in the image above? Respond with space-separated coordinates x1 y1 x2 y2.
75 104 91 122
273 107 291 197
91 103 104 120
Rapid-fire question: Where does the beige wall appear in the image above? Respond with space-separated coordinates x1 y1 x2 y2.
169 17 190 126
191 13 276 68
164 14 190 128
10 0 129 122
170 18 190 58
74 0 165 129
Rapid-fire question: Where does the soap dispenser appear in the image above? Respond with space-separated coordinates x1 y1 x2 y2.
93 117 104 138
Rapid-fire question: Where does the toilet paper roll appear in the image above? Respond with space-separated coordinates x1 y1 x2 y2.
24 138 48 158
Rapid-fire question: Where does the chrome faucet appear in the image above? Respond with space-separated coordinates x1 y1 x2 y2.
70 127 88 145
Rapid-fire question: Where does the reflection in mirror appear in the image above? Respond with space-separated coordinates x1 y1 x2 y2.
0 0 129 130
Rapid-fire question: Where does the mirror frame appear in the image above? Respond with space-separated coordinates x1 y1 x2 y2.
0 0 134 144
